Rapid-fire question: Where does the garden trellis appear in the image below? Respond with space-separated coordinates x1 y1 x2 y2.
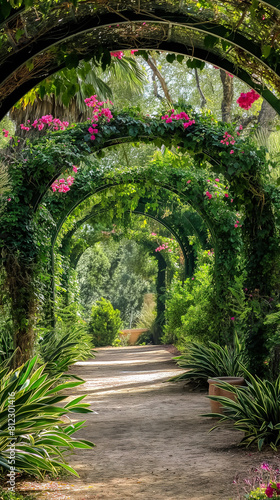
0 106 276 374
1 0 280 118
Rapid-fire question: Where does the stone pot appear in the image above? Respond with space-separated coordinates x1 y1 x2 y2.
207 376 245 415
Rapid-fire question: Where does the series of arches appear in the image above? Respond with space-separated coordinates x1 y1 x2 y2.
0 2 280 372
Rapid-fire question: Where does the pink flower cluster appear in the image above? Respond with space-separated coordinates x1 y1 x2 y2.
84 95 113 141
161 110 195 129
155 242 172 253
220 131 236 146
234 219 241 228
51 166 78 193
51 175 75 193
205 191 212 200
20 115 69 132
110 51 124 59
236 89 260 109
2 129 9 137
265 482 280 497
151 232 157 236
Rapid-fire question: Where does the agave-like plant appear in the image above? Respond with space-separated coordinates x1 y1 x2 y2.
38 326 95 379
0 356 94 477
204 367 280 451
170 334 247 382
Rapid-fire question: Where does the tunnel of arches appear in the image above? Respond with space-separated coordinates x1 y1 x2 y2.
0 101 278 375
53 192 210 343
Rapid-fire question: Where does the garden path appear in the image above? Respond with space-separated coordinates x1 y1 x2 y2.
19 345 278 499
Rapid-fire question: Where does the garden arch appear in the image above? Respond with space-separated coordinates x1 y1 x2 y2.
0 109 276 374
63 221 169 343
1 1 280 118
55 196 206 340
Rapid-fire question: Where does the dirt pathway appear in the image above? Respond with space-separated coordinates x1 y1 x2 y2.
19 345 278 500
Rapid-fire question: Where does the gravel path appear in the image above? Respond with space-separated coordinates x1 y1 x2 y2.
19 345 278 500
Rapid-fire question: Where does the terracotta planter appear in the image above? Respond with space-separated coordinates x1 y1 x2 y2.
207 376 245 414
119 328 148 345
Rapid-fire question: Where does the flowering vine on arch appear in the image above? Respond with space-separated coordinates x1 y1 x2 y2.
0 102 278 373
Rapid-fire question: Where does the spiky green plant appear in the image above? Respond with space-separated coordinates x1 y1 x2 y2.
170 335 247 382
0 356 94 477
204 367 280 450
38 326 95 379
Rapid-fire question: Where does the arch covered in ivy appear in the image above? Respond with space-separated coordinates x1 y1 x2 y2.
54 194 208 341
58 209 176 343
1 1 280 118
0 108 277 373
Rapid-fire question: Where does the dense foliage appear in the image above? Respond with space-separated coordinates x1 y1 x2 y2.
87 298 122 347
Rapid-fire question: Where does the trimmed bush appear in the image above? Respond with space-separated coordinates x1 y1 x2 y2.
87 298 122 347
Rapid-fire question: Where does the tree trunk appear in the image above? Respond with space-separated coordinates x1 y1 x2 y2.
220 69 233 122
194 68 207 108
153 251 167 344
146 56 173 103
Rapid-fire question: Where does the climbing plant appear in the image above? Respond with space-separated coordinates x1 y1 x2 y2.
0 101 278 373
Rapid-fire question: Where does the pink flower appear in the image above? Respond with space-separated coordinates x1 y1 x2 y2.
215 178 219 182
230 317 235 321
183 119 195 128
239 125 243 130
59 178 65 184
191 277 194 280
231 199 233 203
205 191 212 200
110 51 124 59
230 150 234 154
131 49 138 55
7 198 11 201
187 180 191 184
90 135 96 140
166 117 172 123
151 233 157 236
225 193 229 198
234 224 238 228
72 165 78 173
237 89 260 109
67 175 75 186
261 463 270 471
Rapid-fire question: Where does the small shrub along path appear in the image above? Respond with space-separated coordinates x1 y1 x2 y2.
18 346 278 500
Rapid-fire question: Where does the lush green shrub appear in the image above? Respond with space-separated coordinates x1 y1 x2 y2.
87 298 122 347
204 368 280 450
0 356 94 478
170 334 247 382
162 281 194 344
163 263 219 345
